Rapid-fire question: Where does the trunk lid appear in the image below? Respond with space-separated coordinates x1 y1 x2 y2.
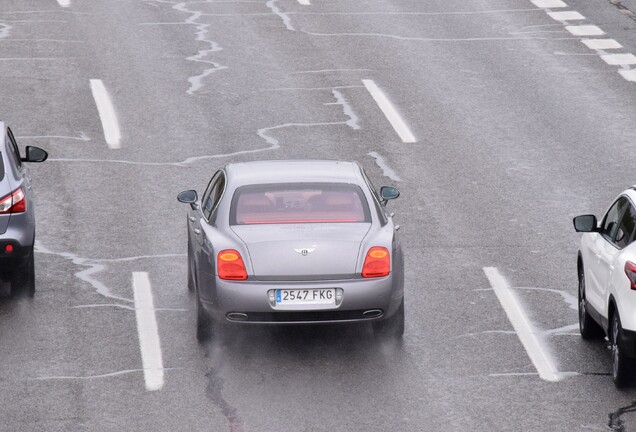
231 223 371 281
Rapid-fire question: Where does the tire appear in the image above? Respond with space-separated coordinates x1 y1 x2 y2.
373 299 405 339
611 310 633 388
578 267 604 339
196 289 213 342
187 248 194 292
10 247 35 298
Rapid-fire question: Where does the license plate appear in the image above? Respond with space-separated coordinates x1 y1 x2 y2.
275 289 336 305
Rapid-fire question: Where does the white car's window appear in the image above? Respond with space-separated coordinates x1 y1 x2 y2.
616 204 636 249
231 183 370 225
601 197 629 242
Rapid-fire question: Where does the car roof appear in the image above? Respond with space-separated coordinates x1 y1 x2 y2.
622 187 636 200
224 160 363 186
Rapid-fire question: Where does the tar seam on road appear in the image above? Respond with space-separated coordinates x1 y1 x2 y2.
89 79 121 149
362 79 416 143
483 267 562 382
133 272 165 391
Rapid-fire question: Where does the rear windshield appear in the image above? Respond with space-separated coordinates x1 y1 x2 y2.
0 152 4 182
230 183 371 225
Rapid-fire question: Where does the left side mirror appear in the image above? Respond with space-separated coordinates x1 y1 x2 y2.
177 190 198 204
380 186 400 204
22 146 48 163
573 214 598 232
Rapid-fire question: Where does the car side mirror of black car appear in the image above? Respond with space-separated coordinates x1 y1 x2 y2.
177 190 198 209
22 146 48 163
380 186 400 205
573 214 598 232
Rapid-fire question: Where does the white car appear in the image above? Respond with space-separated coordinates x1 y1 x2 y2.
574 188 636 387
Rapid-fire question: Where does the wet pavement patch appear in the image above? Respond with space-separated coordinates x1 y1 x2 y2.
609 400 636 431
206 366 243 432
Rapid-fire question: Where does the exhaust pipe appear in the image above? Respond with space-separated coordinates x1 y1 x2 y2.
226 312 248 321
362 309 383 318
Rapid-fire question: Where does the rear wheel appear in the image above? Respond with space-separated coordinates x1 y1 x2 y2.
578 266 604 339
187 247 194 292
373 299 404 339
196 290 213 342
611 310 633 388
10 247 35 298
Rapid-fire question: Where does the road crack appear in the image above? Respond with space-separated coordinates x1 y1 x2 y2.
610 0 636 22
609 401 636 431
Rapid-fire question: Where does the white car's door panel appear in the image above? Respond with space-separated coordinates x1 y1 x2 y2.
597 240 621 317
583 233 605 313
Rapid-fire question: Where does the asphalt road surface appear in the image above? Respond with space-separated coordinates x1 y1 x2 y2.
2 0 636 430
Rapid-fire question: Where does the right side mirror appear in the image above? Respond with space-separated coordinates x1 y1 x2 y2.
380 186 400 205
573 214 598 232
22 146 48 163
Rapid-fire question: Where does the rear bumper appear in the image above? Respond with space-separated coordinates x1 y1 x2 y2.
0 217 34 273
0 240 31 273
199 274 403 325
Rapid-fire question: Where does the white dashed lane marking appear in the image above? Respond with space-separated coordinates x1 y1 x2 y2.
547 11 584 21
133 272 164 392
297 0 310 4
565 25 605 36
89 79 121 149
581 39 622 50
362 79 416 143
601 53 636 66
619 69 636 81
531 0 636 81
57 0 70 6
483 267 562 382
531 0 567 7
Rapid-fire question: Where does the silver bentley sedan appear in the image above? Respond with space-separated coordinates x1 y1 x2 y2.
177 160 404 341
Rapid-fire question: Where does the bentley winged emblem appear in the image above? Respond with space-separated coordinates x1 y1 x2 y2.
294 247 316 256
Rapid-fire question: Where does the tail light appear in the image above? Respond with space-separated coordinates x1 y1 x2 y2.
625 261 636 290
0 187 26 214
217 249 248 280
362 246 390 278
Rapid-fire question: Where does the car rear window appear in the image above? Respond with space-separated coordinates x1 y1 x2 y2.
230 183 371 225
0 152 4 181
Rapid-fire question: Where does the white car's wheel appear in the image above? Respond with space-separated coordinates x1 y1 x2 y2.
578 266 603 339
611 310 633 388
